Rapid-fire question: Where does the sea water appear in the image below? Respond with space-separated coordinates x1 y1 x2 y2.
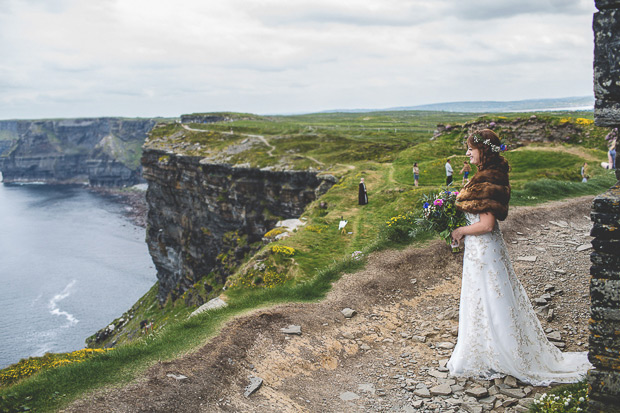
0 183 156 369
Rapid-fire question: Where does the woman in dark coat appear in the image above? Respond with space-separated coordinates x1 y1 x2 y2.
358 178 368 205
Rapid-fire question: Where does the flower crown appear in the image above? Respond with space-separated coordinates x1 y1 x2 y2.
472 133 507 153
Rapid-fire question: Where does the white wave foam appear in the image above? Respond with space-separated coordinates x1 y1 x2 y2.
48 280 79 326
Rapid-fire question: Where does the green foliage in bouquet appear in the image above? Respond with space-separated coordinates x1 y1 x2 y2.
409 188 468 249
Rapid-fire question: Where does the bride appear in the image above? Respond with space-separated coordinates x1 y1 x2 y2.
446 129 591 386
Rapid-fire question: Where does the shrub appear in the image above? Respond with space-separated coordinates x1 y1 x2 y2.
305 225 327 233
270 245 295 256
264 228 285 238
575 118 594 126
380 211 418 244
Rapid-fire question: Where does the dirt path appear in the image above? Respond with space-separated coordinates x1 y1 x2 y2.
181 124 328 167
64 196 595 413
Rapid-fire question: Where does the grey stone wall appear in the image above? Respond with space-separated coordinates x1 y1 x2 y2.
589 2 620 411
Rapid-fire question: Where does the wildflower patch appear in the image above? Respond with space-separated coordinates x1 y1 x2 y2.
270 245 295 256
0 348 113 387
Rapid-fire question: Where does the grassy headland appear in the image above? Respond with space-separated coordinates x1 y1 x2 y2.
0 110 616 412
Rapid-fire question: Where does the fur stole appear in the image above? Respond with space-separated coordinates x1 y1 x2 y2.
455 166 511 221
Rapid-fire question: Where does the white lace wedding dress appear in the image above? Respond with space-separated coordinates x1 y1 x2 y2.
446 213 592 386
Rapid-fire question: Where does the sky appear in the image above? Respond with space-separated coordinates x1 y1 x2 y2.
0 0 598 119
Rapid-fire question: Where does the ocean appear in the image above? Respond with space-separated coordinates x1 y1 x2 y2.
0 183 156 369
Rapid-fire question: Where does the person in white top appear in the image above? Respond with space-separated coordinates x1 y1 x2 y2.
445 159 454 186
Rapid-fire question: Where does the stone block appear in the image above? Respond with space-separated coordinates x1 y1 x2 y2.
593 239 620 254
590 211 620 227
589 398 620 413
591 222 620 239
595 0 620 11
589 332 620 357
588 368 620 402
591 279 620 307
592 184 620 213
590 318 620 338
591 264 620 280
591 251 620 269
589 353 620 370
592 306 620 321
594 8 620 126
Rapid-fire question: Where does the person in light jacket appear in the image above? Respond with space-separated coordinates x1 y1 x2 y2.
445 159 454 186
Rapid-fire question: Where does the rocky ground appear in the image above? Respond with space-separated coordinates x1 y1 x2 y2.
63 196 595 413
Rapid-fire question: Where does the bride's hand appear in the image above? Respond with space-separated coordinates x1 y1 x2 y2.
451 227 465 246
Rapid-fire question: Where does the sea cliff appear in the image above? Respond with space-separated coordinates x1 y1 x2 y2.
142 148 335 303
0 118 156 186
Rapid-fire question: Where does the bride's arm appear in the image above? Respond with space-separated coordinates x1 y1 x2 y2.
451 212 495 246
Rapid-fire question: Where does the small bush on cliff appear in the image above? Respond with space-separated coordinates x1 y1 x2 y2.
270 245 295 256
264 227 285 238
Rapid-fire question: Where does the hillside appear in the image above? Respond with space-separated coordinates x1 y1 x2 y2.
81 111 612 344
0 110 617 412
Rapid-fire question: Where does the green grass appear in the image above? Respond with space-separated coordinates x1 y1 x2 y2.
1 109 617 411
511 172 617 206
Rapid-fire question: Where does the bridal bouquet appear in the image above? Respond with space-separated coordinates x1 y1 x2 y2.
411 189 467 252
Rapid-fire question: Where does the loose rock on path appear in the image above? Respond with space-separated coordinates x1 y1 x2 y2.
64 196 594 413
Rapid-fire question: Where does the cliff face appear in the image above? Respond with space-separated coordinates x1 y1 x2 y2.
0 118 157 186
142 149 336 303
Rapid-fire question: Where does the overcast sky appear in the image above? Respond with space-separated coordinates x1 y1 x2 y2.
0 0 597 119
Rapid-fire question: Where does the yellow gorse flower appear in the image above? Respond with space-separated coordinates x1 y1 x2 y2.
264 228 285 238
270 245 295 256
575 118 594 125
0 348 113 387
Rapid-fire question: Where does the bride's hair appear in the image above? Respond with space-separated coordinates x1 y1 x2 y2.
467 129 510 174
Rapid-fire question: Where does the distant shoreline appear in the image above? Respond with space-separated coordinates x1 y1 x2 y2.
88 186 148 228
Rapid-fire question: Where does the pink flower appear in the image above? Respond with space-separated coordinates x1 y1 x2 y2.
453 191 459 195
434 199 444 207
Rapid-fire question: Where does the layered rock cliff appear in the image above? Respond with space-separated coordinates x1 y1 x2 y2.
0 118 157 186
142 149 336 303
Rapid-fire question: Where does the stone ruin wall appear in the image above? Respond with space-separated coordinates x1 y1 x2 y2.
589 1 620 411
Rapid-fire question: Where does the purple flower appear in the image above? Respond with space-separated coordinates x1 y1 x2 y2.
500 144 507 151
423 202 430 209
453 191 459 195
434 199 444 207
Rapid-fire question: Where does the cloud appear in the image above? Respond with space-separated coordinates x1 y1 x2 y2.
0 0 598 118
446 0 591 20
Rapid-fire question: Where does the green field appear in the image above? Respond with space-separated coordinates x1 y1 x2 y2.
1 109 616 412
